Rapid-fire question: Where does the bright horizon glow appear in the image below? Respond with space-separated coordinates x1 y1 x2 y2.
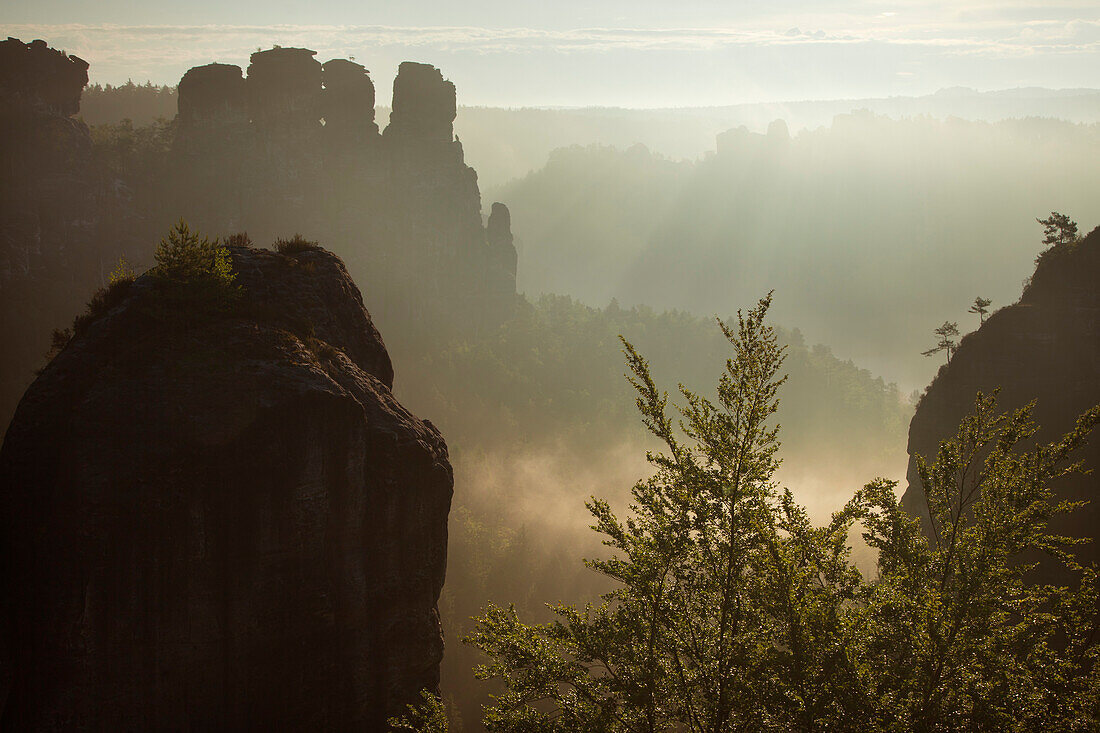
5 2 1098 107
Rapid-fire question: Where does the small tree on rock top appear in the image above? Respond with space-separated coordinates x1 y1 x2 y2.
1037 212 1079 251
922 321 960 364
968 296 992 325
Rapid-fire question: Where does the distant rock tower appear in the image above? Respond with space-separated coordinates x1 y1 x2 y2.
246 47 322 132
0 37 88 117
384 61 456 145
321 59 379 143
168 49 518 332
487 201 517 279
177 63 246 125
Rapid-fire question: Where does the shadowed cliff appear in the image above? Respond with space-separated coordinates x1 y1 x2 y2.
0 241 453 730
0 38 95 428
902 225 1100 576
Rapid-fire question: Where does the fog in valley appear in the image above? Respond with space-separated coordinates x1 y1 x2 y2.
3 5 1100 730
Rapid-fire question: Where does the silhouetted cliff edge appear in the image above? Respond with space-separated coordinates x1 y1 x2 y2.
0 243 453 730
902 225 1100 573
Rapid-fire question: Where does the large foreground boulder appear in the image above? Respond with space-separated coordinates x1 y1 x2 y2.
0 243 452 730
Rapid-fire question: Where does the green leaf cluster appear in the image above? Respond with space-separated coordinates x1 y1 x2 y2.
152 219 237 288
462 294 1100 732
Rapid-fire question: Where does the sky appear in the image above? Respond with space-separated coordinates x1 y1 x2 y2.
5 1 1099 107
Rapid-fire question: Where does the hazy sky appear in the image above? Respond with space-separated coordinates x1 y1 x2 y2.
6 1 1099 106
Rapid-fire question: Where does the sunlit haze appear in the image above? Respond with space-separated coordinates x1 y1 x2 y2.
7 0 1100 106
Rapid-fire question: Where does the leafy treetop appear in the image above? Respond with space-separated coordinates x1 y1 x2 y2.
386 294 1100 733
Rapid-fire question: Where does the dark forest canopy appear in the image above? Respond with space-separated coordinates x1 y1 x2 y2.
80 81 177 125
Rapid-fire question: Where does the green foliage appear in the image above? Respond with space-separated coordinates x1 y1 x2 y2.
1034 212 1084 272
38 328 75 371
399 295 911 727
224 232 253 248
140 220 241 324
108 256 136 286
89 118 173 177
388 690 450 732
153 220 236 287
466 295 1100 732
81 81 177 126
1038 212 1081 251
274 234 323 255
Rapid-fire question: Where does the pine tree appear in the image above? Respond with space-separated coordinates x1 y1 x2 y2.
922 321 960 364
968 296 992 325
1037 212 1080 250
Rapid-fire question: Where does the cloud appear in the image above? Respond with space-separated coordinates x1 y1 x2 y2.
7 18 1099 62
5 15 1095 104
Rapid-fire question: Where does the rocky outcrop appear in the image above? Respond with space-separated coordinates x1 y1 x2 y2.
0 244 453 729
487 202 517 279
177 63 246 125
321 59 378 143
0 37 87 116
246 47 322 132
0 39 518 430
384 61 456 145
169 49 517 335
715 119 792 156
901 225 1100 574
0 38 101 432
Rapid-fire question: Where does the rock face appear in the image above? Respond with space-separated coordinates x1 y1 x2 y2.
171 48 517 335
0 38 100 431
246 47 322 132
385 61 456 144
0 37 87 116
321 59 378 143
177 63 246 125
901 225 1100 574
0 245 453 729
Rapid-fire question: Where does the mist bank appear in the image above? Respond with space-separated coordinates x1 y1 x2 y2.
396 295 911 730
491 113 1100 390
80 82 1100 190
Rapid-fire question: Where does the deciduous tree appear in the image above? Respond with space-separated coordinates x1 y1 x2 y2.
454 296 1100 732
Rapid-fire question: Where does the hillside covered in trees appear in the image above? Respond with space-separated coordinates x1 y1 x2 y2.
492 114 1100 388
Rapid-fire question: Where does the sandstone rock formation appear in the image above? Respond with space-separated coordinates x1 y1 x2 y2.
177 62 246 125
321 59 378 143
246 47 322 132
0 38 99 431
0 37 87 116
0 39 518 429
385 61 457 145
0 244 453 729
171 48 517 335
901 225 1100 576
487 201 517 278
